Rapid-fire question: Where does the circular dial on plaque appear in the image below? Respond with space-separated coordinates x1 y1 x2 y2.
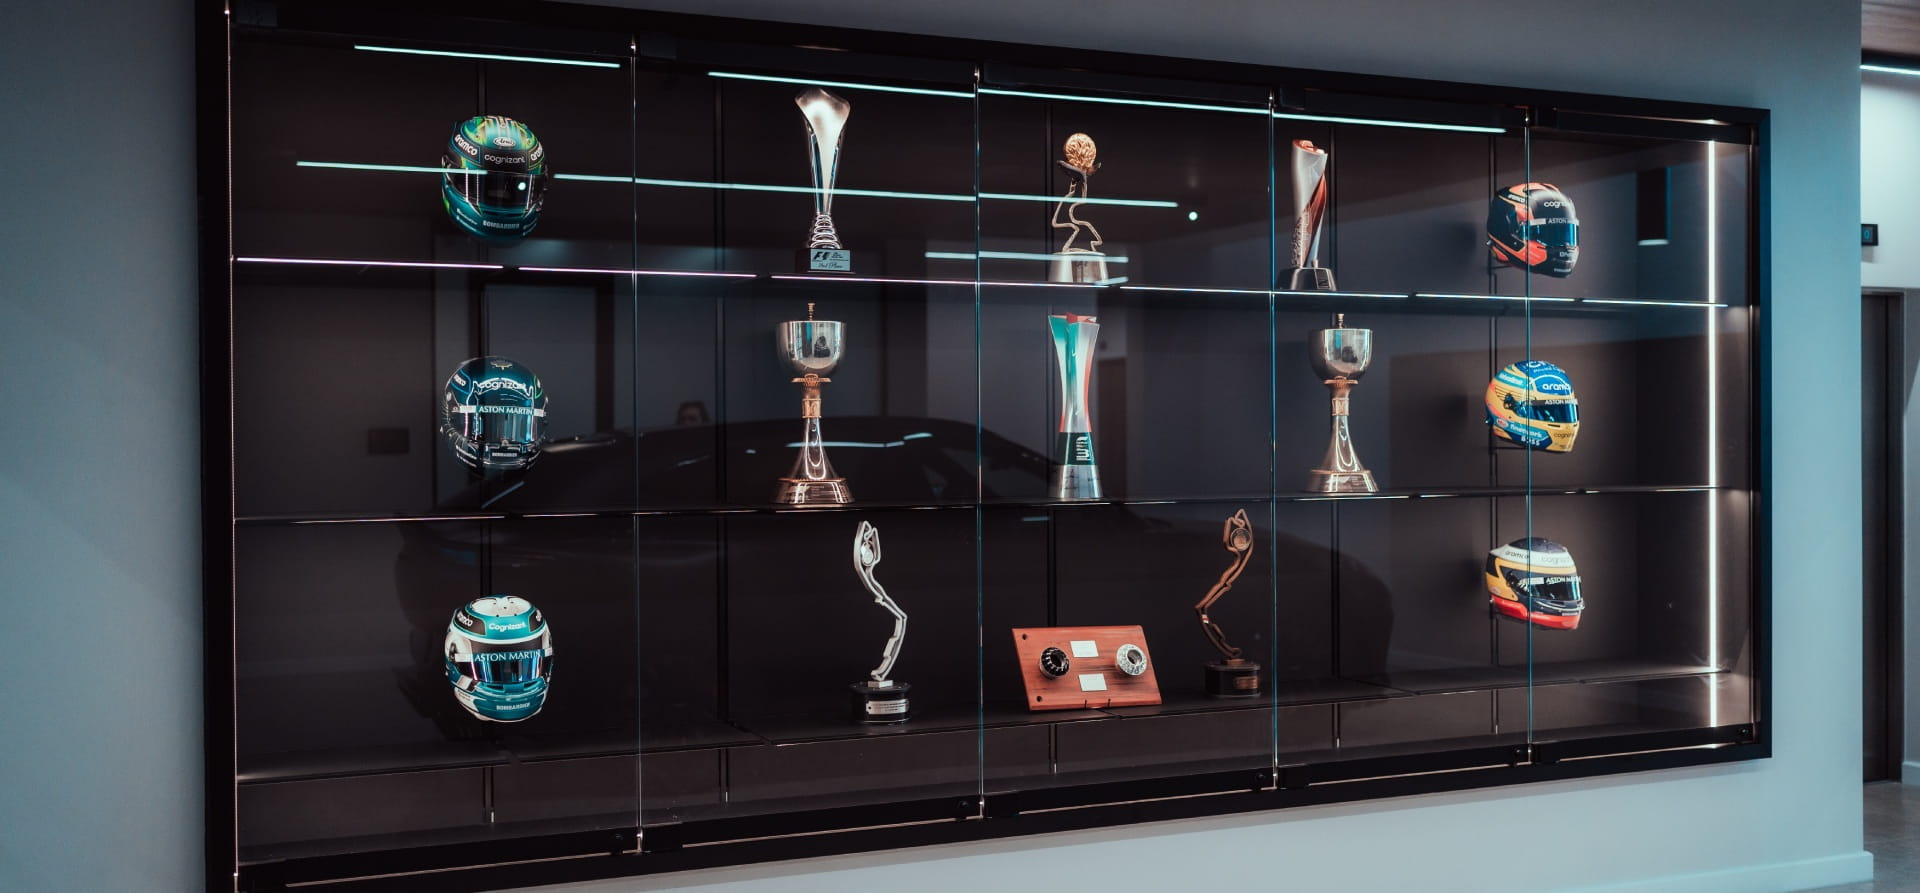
1039 647 1071 678
1114 643 1149 677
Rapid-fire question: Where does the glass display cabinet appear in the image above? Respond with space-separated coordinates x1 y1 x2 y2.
205 2 1765 889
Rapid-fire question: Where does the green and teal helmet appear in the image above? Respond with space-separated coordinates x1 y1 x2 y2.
441 115 549 241
441 356 548 472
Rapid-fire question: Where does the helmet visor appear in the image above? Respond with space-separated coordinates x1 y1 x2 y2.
452 639 553 686
448 403 544 447
1502 569 1583 612
445 160 548 214
1526 222 1577 247
1518 399 1578 423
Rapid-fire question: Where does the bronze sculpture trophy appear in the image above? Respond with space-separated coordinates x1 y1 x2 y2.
849 520 910 722
1196 509 1260 697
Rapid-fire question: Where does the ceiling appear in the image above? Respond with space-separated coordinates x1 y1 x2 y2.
1866 0 1920 57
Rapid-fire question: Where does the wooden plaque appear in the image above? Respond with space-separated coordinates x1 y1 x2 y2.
1011 625 1161 711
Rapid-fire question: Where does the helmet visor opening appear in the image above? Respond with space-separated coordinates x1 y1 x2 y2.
1526 222 1577 247
452 645 551 686
1502 569 1582 611
449 404 543 446
1518 399 1578 423
445 160 548 213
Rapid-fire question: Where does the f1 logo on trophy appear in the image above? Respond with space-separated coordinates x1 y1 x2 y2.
1286 139 1336 291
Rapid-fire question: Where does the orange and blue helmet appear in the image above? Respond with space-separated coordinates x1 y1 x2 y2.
1484 537 1583 630
1489 182 1578 277
1486 360 1578 452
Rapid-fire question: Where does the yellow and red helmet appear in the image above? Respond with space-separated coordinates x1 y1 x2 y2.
1485 537 1583 630
1488 182 1578 277
1485 360 1579 452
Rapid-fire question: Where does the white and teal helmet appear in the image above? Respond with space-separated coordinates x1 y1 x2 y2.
444 595 554 722
441 356 547 472
441 115 549 241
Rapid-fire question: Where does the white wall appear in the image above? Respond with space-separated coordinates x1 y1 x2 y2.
0 1 203 892
0 1 1865 892
538 1 1869 891
1864 72 1920 289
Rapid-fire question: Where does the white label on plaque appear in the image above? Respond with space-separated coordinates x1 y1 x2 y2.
1078 674 1107 692
808 249 852 272
1070 640 1098 658
866 699 908 716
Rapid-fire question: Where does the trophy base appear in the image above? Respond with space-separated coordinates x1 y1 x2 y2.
850 681 910 723
1049 251 1110 284
1050 463 1103 500
775 477 852 506
1204 660 1262 698
798 248 853 274
1306 469 1377 493
1286 267 1337 291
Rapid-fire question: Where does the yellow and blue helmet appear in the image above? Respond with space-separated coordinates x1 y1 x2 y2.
444 595 554 722
441 115 549 242
441 356 548 472
1485 359 1579 453
1484 537 1583 630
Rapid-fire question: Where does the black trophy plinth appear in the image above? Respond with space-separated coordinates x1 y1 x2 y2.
1204 660 1262 698
850 680 910 723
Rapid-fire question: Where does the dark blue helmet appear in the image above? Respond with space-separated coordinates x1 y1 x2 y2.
441 356 547 472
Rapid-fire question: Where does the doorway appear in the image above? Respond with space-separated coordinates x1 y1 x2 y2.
1864 289 1904 782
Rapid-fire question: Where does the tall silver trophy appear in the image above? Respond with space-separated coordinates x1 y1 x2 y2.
1285 139 1336 291
796 88 853 273
1306 313 1377 493
849 520 910 723
1050 133 1109 284
1049 313 1102 499
775 303 852 505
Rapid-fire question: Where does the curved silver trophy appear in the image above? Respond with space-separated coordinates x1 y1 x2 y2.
1049 313 1102 499
1049 133 1110 284
775 304 852 505
1286 140 1336 291
796 88 853 273
1307 314 1377 492
849 520 910 723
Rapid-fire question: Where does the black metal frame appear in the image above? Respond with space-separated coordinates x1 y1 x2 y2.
201 1 1772 890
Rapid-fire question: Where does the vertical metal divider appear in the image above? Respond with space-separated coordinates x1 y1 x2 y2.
1520 116 1534 752
626 39 645 845
1266 87 1281 783
709 66 733 812
208 2 239 884
972 64 988 819
1485 132 1502 732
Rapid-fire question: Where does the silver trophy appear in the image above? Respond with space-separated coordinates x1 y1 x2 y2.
796 88 853 273
1285 140 1336 291
1307 314 1376 492
774 303 852 505
1049 313 1102 499
1050 133 1110 284
849 520 910 723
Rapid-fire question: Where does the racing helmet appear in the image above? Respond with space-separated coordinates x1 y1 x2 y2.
1484 537 1583 630
1485 359 1579 452
1488 182 1578 277
441 356 548 472
444 595 554 722
442 115 549 242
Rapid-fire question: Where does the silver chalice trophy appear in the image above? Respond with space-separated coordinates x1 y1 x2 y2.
796 87 853 273
1285 140 1336 291
1196 509 1260 697
774 303 852 505
1049 313 1102 499
1049 133 1109 284
1306 313 1377 492
849 520 910 723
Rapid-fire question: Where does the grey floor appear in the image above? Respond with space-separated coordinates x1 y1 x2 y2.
1809 782 1920 892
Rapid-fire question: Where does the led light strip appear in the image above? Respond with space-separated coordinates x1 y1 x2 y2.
1584 298 1729 308
1274 289 1408 300
1863 63 1920 76
928 250 1130 263
1273 111 1505 134
976 191 1177 208
978 87 1266 116
518 266 756 278
236 256 505 270
706 70 972 98
353 44 621 69
1413 292 1577 303
1121 285 1269 296
298 161 473 175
